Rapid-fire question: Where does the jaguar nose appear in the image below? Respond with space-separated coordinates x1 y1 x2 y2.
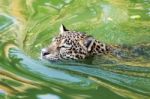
43 52 50 56
41 48 50 56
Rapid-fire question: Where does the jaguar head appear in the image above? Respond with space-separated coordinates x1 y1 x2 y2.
41 24 95 61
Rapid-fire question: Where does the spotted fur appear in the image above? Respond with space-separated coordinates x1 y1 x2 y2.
41 24 113 61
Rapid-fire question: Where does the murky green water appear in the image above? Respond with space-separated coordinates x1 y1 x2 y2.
0 0 150 99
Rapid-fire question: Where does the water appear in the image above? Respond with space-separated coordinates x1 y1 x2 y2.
0 0 150 99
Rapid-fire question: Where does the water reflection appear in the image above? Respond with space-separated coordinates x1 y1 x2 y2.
0 0 150 99
37 94 60 99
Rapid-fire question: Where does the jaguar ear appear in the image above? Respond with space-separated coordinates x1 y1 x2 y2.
59 24 68 35
83 36 95 52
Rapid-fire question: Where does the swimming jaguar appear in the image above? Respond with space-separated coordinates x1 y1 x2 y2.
41 24 114 61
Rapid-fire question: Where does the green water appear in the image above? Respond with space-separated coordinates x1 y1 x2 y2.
0 0 150 99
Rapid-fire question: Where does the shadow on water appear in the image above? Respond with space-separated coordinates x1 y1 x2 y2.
0 0 150 99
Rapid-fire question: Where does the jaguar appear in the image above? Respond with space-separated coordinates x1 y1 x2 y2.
41 24 113 61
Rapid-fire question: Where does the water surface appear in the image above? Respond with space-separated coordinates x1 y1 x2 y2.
0 0 150 99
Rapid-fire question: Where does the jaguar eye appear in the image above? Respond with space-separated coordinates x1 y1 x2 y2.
60 43 72 48
60 46 66 48
58 46 65 49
